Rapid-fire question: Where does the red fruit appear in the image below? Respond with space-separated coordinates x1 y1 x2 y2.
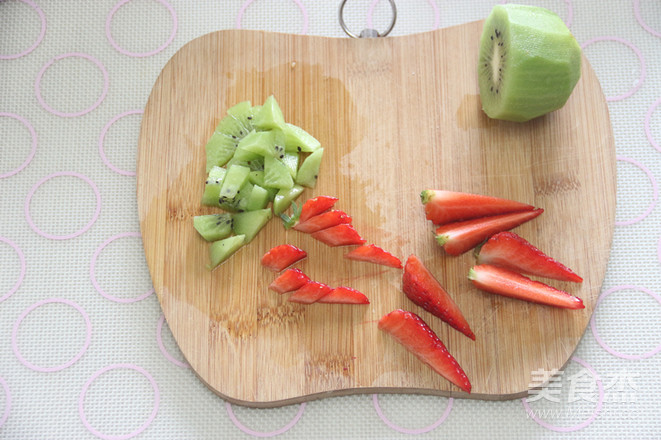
317 286 370 304
261 244 307 272
378 309 472 393
268 268 311 294
476 231 583 283
293 210 352 233
311 224 366 247
435 209 543 256
468 264 584 309
344 244 402 269
421 190 534 225
299 196 339 223
402 255 475 340
288 281 332 304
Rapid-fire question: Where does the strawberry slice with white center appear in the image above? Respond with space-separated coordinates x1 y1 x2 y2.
468 264 584 309
268 268 311 293
435 209 543 256
299 196 338 223
403 255 475 340
317 286 370 304
293 210 352 233
343 244 402 268
288 281 332 304
378 309 472 393
421 190 534 225
476 231 583 283
311 224 366 247
261 244 307 272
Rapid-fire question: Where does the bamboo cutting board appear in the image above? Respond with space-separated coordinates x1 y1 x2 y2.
137 20 615 407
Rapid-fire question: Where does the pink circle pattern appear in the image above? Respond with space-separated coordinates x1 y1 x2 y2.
79 364 160 440
615 156 658 226
0 376 10 428
236 0 309 34
644 96 661 153
99 110 143 176
11 298 92 372
35 53 109 117
580 37 646 102
634 0 661 38
372 394 453 434
156 314 189 368
0 236 26 303
90 232 155 303
0 0 46 60
226 402 306 437
24 172 102 240
0 113 37 179
521 356 604 432
590 285 661 360
106 0 178 57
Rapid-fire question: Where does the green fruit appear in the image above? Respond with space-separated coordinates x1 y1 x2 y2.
295 148 323 188
232 209 272 243
208 235 245 269
193 214 233 241
478 4 582 122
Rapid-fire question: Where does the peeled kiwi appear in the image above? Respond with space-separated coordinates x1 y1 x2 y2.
478 4 582 122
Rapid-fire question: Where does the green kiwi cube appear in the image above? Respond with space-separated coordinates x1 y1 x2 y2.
295 148 323 188
208 235 245 269
281 152 299 178
232 209 272 243
205 133 237 171
263 155 294 189
193 214 233 241
227 101 251 118
219 164 250 200
245 185 270 211
238 130 277 157
283 123 321 153
253 95 285 130
220 181 253 212
273 185 304 215
201 166 227 206
215 114 250 139
248 170 265 186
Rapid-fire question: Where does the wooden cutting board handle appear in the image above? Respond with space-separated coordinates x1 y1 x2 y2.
137 21 615 407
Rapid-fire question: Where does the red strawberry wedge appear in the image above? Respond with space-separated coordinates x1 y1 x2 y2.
476 232 583 283
299 196 339 223
317 286 370 304
468 264 584 309
435 209 544 256
288 281 332 304
261 244 307 272
378 309 472 393
344 244 403 269
402 255 475 340
293 210 352 233
311 224 366 247
268 268 311 294
421 190 535 225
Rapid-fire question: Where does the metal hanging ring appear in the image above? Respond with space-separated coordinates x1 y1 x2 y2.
339 0 397 38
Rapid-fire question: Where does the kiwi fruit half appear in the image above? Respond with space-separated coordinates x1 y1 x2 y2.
478 4 582 122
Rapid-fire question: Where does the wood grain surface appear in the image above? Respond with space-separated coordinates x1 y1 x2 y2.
137 20 615 407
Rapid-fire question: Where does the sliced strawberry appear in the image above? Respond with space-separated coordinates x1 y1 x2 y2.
288 281 332 304
293 210 352 233
261 244 307 272
311 224 366 247
435 209 543 256
317 286 370 304
402 255 475 340
299 196 339 223
378 309 472 393
268 268 311 294
421 190 535 225
468 264 584 309
343 244 402 268
476 231 583 283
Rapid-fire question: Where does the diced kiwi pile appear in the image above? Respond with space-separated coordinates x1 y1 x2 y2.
194 96 324 269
